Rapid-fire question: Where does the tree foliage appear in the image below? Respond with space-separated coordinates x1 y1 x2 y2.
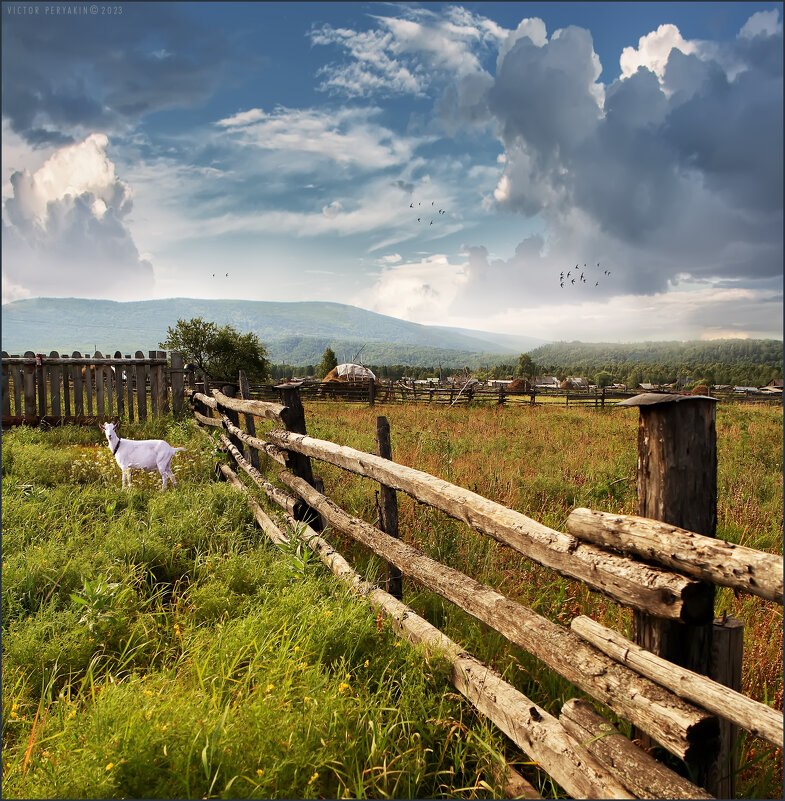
317 347 338 379
160 317 270 381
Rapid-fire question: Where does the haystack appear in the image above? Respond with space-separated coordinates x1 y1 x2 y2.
322 363 376 383
690 384 710 396
507 378 531 394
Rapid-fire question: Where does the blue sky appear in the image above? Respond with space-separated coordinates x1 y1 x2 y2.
2 1 782 342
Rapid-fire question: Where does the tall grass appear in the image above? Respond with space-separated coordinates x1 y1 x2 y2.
292 400 783 798
2 418 513 799
2 401 781 798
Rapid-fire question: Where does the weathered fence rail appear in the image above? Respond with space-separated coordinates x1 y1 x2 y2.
186 381 783 799
1 350 186 426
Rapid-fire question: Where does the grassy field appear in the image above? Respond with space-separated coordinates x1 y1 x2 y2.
2 401 782 798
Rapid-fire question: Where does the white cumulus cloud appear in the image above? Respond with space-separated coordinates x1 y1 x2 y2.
2 133 154 302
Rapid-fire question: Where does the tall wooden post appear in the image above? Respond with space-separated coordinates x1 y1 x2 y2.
170 352 185 416
218 383 244 455
276 382 321 529
619 393 736 794
376 416 402 599
238 370 260 470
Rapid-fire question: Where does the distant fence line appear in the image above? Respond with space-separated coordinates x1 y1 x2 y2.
247 380 782 408
2 350 779 428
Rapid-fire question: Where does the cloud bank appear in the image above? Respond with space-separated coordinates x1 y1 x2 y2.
2 133 153 301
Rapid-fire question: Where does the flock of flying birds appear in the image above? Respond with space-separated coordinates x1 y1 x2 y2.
409 199 447 226
560 263 612 289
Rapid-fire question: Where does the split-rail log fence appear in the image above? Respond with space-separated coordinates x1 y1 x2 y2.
186 378 783 799
1 351 186 427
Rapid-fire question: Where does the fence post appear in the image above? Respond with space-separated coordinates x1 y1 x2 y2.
368 378 375 407
376 415 402 600
36 353 48 418
1 352 10 418
217 382 244 455
238 370 260 470
123 354 134 422
49 351 61 418
135 351 147 422
275 382 321 529
114 351 125 419
170 352 185 415
619 393 729 792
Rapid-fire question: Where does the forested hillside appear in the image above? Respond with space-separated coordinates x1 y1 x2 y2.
528 339 783 387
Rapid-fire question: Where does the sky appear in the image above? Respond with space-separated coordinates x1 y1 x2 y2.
1 1 783 343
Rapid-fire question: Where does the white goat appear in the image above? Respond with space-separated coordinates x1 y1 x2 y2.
100 422 185 490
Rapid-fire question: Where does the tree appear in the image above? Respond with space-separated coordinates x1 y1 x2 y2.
595 371 613 388
317 347 338 379
160 317 269 382
516 353 538 380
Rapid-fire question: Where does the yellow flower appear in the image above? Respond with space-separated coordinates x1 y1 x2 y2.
256 768 263 776
308 772 319 784
105 762 114 771
338 682 350 694
68 709 77 719
324 610 333 617
364 660 369 668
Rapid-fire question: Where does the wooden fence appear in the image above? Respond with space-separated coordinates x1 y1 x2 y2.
1 351 187 427
247 381 782 408
186 377 783 799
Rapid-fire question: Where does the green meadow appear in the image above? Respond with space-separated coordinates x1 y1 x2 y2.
2 400 782 798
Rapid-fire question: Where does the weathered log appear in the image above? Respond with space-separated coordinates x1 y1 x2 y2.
490 762 541 800
193 409 222 428
210 386 288 424
263 429 713 624
219 463 634 799
570 615 783 749
219 415 288 466
567 508 783 604
278 469 718 762
192 390 218 410
218 434 301 518
559 699 710 799
218 464 290 547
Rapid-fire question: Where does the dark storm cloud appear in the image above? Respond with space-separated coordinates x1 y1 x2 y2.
1 6 230 145
482 17 783 295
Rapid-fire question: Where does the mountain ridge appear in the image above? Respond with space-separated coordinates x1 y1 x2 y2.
1 297 547 367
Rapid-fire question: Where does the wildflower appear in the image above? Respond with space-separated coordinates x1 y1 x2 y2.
324 610 333 617
256 768 263 776
364 660 369 668
68 709 77 719
105 762 114 771
308 772 319 784
338 682 350 694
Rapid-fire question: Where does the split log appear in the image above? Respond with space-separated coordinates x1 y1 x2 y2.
211 386 288 425
570 615 783 749
219 464 634 799
559 699 710 799
193 410 222 428
490 763 541 800
567 508 783 604
263 429 713 624
219 415 288 466
218 434 301 518
192 390 218 409
277 469 718 762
